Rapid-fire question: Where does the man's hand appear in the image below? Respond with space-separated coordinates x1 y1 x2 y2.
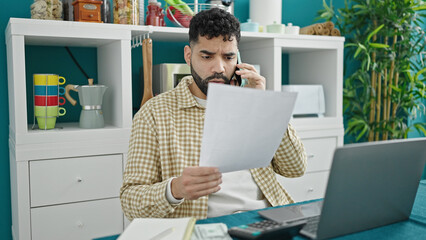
236 63 266 90
171 167 222 200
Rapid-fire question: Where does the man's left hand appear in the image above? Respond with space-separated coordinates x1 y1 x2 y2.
236 63 266 90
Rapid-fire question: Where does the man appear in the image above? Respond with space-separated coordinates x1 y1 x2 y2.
120 8 307 220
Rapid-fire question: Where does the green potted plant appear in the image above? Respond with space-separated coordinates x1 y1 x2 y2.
318 0 426 142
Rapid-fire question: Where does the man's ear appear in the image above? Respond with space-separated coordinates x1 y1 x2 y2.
184 45 191 66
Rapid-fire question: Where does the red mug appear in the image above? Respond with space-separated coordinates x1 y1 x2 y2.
34 95 65 106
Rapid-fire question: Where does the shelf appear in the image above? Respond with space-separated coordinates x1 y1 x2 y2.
6 18 133 147
128 24 345 44
239 34 343 52
7 18 344 46
10 125 130 161
27 122 119 132
26 122 129 135
7 18 130 47
290 117 343 130
10 122 131 146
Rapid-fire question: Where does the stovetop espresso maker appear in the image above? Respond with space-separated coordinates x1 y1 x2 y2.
65 78 107 129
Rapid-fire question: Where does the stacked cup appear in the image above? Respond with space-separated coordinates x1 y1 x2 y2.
33 74 67 129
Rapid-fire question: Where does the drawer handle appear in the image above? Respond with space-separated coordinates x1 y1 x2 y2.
307 188 314 192
77 221 84 228
307 154 315 159
76 177 83 183
89 14 94 18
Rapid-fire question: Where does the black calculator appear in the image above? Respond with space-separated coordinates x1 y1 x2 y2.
228 219 307 240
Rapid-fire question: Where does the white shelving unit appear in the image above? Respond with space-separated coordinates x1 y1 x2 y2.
240 32 344 202
6 18 132 240
240 36 344 202
7 18 344 240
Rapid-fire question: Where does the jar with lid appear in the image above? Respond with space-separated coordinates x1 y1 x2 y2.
30 0 63 20
113 0 139 24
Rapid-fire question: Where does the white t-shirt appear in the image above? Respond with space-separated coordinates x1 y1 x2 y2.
207 169 271 218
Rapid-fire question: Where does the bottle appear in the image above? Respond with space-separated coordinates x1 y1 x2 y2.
63 0 73 21
139 0 145 25
157 2 165 26
146 0 160 26
101 0 111 23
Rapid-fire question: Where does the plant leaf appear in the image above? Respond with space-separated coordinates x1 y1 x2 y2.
354 47 363 58
414 67 426 81
413 123 426 136
356 125 369 141
323 0 332 12
390 85 401 92
354 43 367 58
366 24 385 43
353 4 366 9
413 5 426 11
345 43 359 48
369 43 390 48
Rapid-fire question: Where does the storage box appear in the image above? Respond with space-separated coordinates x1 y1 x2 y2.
282 85 325 117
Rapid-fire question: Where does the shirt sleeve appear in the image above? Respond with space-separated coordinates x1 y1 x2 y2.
120 103 182 220
271 123 307 178
166 178 185 204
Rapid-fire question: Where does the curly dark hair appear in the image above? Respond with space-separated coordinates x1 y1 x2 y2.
189 8 240 46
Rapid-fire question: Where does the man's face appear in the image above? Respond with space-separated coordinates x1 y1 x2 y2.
184 36 238 96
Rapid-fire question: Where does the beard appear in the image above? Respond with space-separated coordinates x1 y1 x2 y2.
190 62 231 96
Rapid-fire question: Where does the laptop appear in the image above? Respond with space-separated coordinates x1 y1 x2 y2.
259 138 426 239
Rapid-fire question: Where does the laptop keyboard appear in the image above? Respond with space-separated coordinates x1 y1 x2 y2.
301 215 320 234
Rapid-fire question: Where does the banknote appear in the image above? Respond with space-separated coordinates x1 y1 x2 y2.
191 223 232 240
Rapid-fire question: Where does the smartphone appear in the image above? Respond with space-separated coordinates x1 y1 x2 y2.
234 67 242 86
234 51 247 87
234 52 242 86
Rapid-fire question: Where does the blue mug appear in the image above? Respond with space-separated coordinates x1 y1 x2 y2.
34 85 65 96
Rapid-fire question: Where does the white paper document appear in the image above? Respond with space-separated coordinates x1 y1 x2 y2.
199 84 297 173
118 217 196 240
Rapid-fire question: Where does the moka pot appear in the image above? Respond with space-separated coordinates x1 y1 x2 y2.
65 79 107 129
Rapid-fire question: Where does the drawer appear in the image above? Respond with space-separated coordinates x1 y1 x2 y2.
277 171 329 203
30 154 123 207
31 198 123 240
302 137 337 172
80 11 101 21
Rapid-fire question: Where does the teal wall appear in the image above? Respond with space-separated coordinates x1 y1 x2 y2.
0 1 33 238
0 0 424 239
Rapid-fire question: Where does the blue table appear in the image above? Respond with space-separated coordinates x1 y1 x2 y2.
99 180 426 240
198 180 426 239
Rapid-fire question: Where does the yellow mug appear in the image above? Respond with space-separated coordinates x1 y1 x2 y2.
36 117 57 130
33 74 66 86
34 106 66 117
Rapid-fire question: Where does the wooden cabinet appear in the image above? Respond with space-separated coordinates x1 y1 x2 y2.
6 18 343 239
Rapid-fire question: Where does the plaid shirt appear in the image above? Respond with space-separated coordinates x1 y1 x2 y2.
120 76 307 220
